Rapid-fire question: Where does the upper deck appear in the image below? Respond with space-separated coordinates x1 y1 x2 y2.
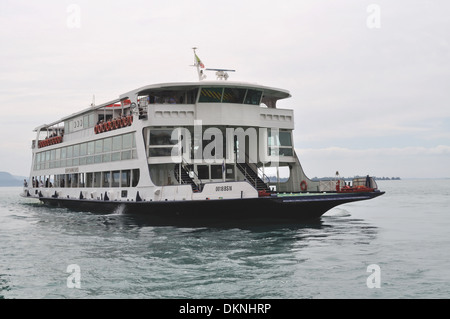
121 80 291 108
33 80 294 148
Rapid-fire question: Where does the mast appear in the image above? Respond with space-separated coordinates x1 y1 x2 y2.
192 47 206 81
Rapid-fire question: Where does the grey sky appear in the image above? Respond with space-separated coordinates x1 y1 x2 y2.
1 0 449 178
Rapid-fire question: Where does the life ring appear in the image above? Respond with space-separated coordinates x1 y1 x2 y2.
122 117 127 127
127 115 133 126
300 180 307 191
106 121 112 131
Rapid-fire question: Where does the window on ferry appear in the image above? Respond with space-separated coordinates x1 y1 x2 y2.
87 141 95 155
73 144 80 158
103 138 112 153
244 90 263 105
186 89 198 104
150 130 177 146
94 154 102 164
272 148 294 156
268 130 292 147
80 143 87 157
223 88 246 104
132 169 139 187
54 175 60 188
199 88 223 103
225 165 234 179
111 152 121 162
149 130 178 157
143 89 198 105
103 172 110 188
103 153 111 163
211 165 223 179
197 165 209 180
121 150 132 160
79 173 85 188
123 133 132 149
121 170 131 187
70 174 78 188
66 147 72 159
95 140 103 154
268 130 293 157
94 172 101 187
279 131 292 147
112 171 120 187
112 135 122 151
86 173 93 188
149 148 173 157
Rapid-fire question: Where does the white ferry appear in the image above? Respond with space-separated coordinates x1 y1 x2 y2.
21 50 384 225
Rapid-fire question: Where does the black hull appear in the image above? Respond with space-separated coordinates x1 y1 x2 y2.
37 191 385 227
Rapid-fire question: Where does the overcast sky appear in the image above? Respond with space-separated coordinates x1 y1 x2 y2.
1 0 449 178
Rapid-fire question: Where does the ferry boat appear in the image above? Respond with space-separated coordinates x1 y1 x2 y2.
21 50 384 225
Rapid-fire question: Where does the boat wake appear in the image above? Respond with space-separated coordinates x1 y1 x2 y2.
324 208 352 217
111 204 126 216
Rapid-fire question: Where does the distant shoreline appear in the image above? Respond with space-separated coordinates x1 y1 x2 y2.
0 171 27 187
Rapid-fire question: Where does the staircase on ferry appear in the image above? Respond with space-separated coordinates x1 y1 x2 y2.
236 162 271 192
174 163 200 192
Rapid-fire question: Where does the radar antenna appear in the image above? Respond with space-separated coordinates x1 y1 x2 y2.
205 68 236 81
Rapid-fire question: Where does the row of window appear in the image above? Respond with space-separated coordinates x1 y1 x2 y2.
137 87 264 106
34 133 137 171
31 169 140 189
147 128 295 158
199 88 263 105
